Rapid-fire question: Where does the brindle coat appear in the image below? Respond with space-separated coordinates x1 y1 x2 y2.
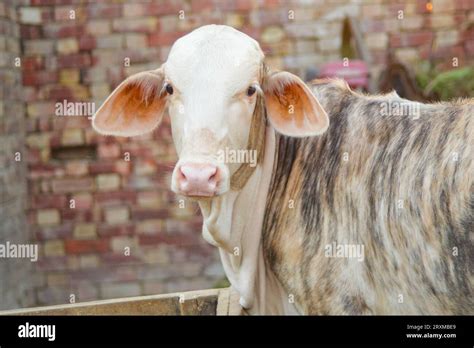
263 79 473 314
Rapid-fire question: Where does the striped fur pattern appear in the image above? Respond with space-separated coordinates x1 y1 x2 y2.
263 79 473 314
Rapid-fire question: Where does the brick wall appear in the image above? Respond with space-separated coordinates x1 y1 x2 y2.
19 0 230 308
0 0 35 310
1 0 472 309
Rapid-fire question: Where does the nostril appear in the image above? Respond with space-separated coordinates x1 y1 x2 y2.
208 167 217 180
178 166 188 182
208 168 218 187
177 167 189 193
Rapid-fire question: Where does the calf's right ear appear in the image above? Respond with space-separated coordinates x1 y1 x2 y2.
92 68 167 137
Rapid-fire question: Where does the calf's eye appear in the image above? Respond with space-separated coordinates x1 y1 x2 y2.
247 85 256 97
165 83 174 95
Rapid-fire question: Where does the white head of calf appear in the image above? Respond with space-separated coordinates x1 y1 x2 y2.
93 25 329 199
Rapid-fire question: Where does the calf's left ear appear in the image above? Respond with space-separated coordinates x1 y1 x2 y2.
92 68 167 137
263 71 329 137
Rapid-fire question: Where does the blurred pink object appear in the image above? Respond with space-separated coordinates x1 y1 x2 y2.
319 60 369 90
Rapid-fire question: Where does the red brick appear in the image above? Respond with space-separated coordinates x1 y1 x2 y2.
21 25 42 40
147 2 186 16
57 53 91 68
28 163 63 179
453 13 466 27
459 0 474 10
131 208 169 220
23 71 58 86
41 85 73 100
390 31 434 47
41 7 55 22
89 162 115 174
30 0 50 4
47 134 60 148
148 31 186 46
191 0 214 12
240 26 261 40
27 148 42 164
30 193 68 209
95 191 137 204
97 224 135 237
61 209 94 222
65 239 109 254
262 0 280 8
22 56 44 71
30 0 75 5
78 35 96 50
43 23 85 38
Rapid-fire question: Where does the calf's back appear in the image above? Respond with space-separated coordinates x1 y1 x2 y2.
263 79 473 314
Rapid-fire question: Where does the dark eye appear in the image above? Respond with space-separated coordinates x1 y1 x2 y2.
165 83 174 95
247 85 256 97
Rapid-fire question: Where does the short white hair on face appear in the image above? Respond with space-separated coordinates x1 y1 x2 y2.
164 25 265 94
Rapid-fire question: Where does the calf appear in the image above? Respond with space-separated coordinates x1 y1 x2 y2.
93 25 473 314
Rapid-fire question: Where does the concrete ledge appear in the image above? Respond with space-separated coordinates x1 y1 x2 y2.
0 287 242 316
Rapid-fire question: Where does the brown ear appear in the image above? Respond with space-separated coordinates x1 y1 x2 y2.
92 68 167 137
263 71 329 137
